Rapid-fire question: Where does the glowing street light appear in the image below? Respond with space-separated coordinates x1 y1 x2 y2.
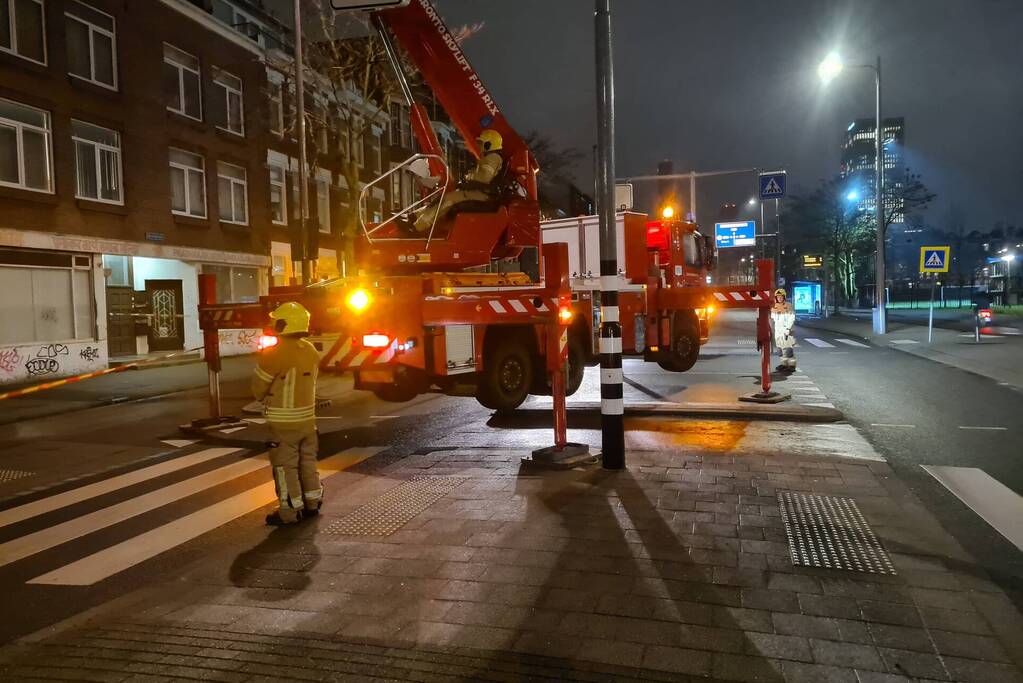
817 52 844 85
818 49 886 333
846 190 859 202
747 197 757 206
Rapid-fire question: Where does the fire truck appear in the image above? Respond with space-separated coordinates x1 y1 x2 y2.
198 0 777 416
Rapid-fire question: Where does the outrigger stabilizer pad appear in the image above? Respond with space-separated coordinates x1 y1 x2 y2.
738 391 791 405
183 415 244 431
523 443 598 470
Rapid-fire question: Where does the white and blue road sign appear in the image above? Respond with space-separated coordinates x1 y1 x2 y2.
759 171 786 200
715 221 757 248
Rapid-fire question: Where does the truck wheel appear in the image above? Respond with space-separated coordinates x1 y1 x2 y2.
659 313 700 372
566 334 585 396
477 336 533 412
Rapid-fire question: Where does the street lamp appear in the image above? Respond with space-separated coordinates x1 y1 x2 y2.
846 189 859 202
819 50 886 333
747 197 757 206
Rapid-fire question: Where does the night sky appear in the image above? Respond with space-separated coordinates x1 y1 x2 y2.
434 0 1022 230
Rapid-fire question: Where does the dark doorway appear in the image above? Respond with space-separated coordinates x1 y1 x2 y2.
106 286 137 357
145 279 185 352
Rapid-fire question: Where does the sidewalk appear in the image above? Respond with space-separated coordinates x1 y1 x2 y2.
3 441 1022 681
800 314 1023 390
0 356 257 426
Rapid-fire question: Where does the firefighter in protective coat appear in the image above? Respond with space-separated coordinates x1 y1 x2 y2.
252 302 323 525
771 288 797 373
414 129 504 232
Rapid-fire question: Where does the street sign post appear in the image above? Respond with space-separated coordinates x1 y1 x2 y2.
802 255 823 268
919 246 950 274
759 171 786 200
715 221 756 248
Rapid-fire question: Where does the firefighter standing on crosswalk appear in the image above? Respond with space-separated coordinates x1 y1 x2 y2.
251 302 323 525
771 288 797 373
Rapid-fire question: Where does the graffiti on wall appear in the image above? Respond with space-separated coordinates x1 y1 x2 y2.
80 347 101 362
0 348 21 374
25 358 59 376
36 344 69 358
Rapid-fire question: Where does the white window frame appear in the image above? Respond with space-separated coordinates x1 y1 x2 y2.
72 119 122 205
267 77 283 136
213 68 244 136
217 161 248 225
169 147 206 218
0 97 53 193
64 1 117 91
268 162 287 225
1 0 47 65
315 168 330 234
163 43 202 121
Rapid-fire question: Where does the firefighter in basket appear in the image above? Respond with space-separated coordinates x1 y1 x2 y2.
771 288 797 373
413 129 504 233
251 302 323 525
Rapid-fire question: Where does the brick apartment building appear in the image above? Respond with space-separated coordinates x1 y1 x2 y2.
0 0 481 387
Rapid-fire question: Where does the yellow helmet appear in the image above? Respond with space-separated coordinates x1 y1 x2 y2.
477 129 503 153
269 301 310 336
774 288 787 299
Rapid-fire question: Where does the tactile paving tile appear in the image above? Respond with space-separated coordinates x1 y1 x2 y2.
324 476 469 536
0 469 34 484
778 491 896 575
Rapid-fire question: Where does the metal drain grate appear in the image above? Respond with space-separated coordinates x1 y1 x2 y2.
324 476 468 536
0 469 34 484
778 492 896 575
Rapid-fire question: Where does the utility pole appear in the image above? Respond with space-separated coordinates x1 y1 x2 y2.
595 0 624 469
873 55 885 333
295 0 312 285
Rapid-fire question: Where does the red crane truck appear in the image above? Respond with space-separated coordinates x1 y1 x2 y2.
197 0 778 420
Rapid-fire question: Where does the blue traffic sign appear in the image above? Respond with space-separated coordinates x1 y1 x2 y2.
715 221 756 249
759 171 786 200
919 246 950 273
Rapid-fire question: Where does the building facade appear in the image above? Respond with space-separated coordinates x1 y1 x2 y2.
0 0 477 385
840 116 905 225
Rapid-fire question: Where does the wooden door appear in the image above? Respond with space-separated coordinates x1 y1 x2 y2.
105 286 137 357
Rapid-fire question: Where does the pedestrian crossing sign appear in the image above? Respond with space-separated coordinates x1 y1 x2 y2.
919 246 950 273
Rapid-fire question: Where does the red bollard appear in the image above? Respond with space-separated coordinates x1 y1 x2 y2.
758 306 772 394
550 324 568 449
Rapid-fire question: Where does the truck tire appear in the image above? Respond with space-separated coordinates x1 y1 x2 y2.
658 311 700 373
477 335 533 412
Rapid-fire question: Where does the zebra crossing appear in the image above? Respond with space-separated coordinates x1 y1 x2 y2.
725 334 873 352
0 445 384 587
780 370 836 409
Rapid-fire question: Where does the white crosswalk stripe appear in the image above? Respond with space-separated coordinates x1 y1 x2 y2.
835 338 870 348
0 446 384 586
803 338 835 348
922 466 1023 552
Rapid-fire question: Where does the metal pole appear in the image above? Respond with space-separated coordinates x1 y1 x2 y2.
928 276 935 343
595 0 624 469
873 57 885 334
774 197 781 285
689 171 696 222
295 0 312 285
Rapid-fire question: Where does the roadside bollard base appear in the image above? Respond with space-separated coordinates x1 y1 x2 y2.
739 391 791 404
523 442 596 470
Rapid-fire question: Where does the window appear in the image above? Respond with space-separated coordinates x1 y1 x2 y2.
72 120 121 203
0 98 52 192
389 164 401 212
212 69 243 135
338 119 349 157
316 171 330 233
268 163 286 225
0 249 94 345
351 124 363 166
1 0 45 64
367 131 381 174
267 79 283 135
163 44 201 120
169 147 205 217
102 254 129 286
389 102 400 146
65 2 116 89
217 162 247 225
202 264 259 303
210 0 263 45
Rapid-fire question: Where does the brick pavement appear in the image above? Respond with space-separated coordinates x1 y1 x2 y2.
3 443 1023 682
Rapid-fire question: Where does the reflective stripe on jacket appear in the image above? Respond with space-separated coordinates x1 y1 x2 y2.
251 337 320 425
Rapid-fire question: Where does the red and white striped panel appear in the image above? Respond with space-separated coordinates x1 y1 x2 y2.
559 328 568 361
318 336 397 370
485 296 559 315
713 290 772 305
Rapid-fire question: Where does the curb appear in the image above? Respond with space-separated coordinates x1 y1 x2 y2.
563 401 842 423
